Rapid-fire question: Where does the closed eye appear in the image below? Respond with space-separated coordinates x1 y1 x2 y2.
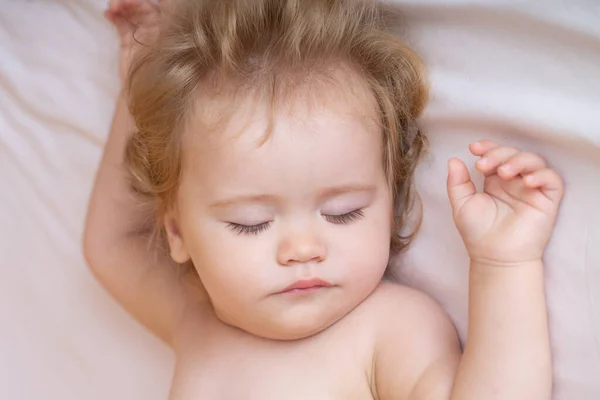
322 209 365 224
227 221 272 236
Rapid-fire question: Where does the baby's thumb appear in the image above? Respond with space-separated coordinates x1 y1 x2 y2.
447 158 476 212
104 9 134 44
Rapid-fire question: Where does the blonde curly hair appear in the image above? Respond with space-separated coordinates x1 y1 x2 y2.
126 0 428 254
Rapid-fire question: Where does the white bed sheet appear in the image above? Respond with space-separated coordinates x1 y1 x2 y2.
0 0 598 399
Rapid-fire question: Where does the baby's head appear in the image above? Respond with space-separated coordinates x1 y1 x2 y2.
127 0 427 340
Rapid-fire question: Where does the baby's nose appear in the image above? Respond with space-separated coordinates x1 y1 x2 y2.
276 233 327 266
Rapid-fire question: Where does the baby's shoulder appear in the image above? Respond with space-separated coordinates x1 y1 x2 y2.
351 280 460 360
355 280 449 327
352 281 461 399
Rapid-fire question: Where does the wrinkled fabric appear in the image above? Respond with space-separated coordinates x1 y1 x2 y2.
0 0 598 399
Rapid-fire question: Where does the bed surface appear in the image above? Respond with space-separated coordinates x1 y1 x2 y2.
1 0 598 398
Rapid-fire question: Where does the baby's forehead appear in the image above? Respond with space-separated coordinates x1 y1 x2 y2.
183 63 381 146
177 65 384 185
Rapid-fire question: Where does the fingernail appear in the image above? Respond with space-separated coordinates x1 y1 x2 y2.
477 157 488 166
499 164 511 173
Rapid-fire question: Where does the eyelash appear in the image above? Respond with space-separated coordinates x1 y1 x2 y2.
227 209 364 236
227 221 272 236
323 209 365 224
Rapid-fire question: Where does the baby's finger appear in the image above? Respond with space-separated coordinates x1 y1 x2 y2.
121 0 159 25
108 13 135 42
106 0 118 12
523 168 564 203
497 152 547 179
469 140 500 156
475 146 519 176
146 0 161 12
447 158 476 213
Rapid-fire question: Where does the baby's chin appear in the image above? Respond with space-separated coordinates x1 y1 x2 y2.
251 317 340 341
216 306 350 341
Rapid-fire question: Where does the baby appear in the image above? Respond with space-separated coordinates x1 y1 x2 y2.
85 0 564 398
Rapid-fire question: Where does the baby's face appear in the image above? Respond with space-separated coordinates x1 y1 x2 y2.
168 71 393 340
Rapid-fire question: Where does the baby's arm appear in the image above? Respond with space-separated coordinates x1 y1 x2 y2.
84 0 199 346
446 141 560 399
375 142 561 399
84 94 197 346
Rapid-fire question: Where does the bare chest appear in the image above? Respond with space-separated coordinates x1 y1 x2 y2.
169 319 376 400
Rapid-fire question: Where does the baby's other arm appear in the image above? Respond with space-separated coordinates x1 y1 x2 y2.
84 93 202 346
375 142 562 400
84 0 202 347
445 142 561 400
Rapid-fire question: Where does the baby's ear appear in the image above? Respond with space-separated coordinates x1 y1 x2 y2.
163 212 191 264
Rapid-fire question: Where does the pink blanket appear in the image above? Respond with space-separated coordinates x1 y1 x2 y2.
1 0 598 398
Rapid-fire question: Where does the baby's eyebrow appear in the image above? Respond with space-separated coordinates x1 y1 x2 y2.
209 184 375 209
208 194 278 209
317 184 376 199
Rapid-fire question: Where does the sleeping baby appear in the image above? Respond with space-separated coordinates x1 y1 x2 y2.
85 0 563 398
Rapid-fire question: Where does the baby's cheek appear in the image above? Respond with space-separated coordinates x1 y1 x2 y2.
210 237 274 289
337 223 390 281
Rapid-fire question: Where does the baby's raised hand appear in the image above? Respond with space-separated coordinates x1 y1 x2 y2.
104 0 164 84
447 141 564 266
